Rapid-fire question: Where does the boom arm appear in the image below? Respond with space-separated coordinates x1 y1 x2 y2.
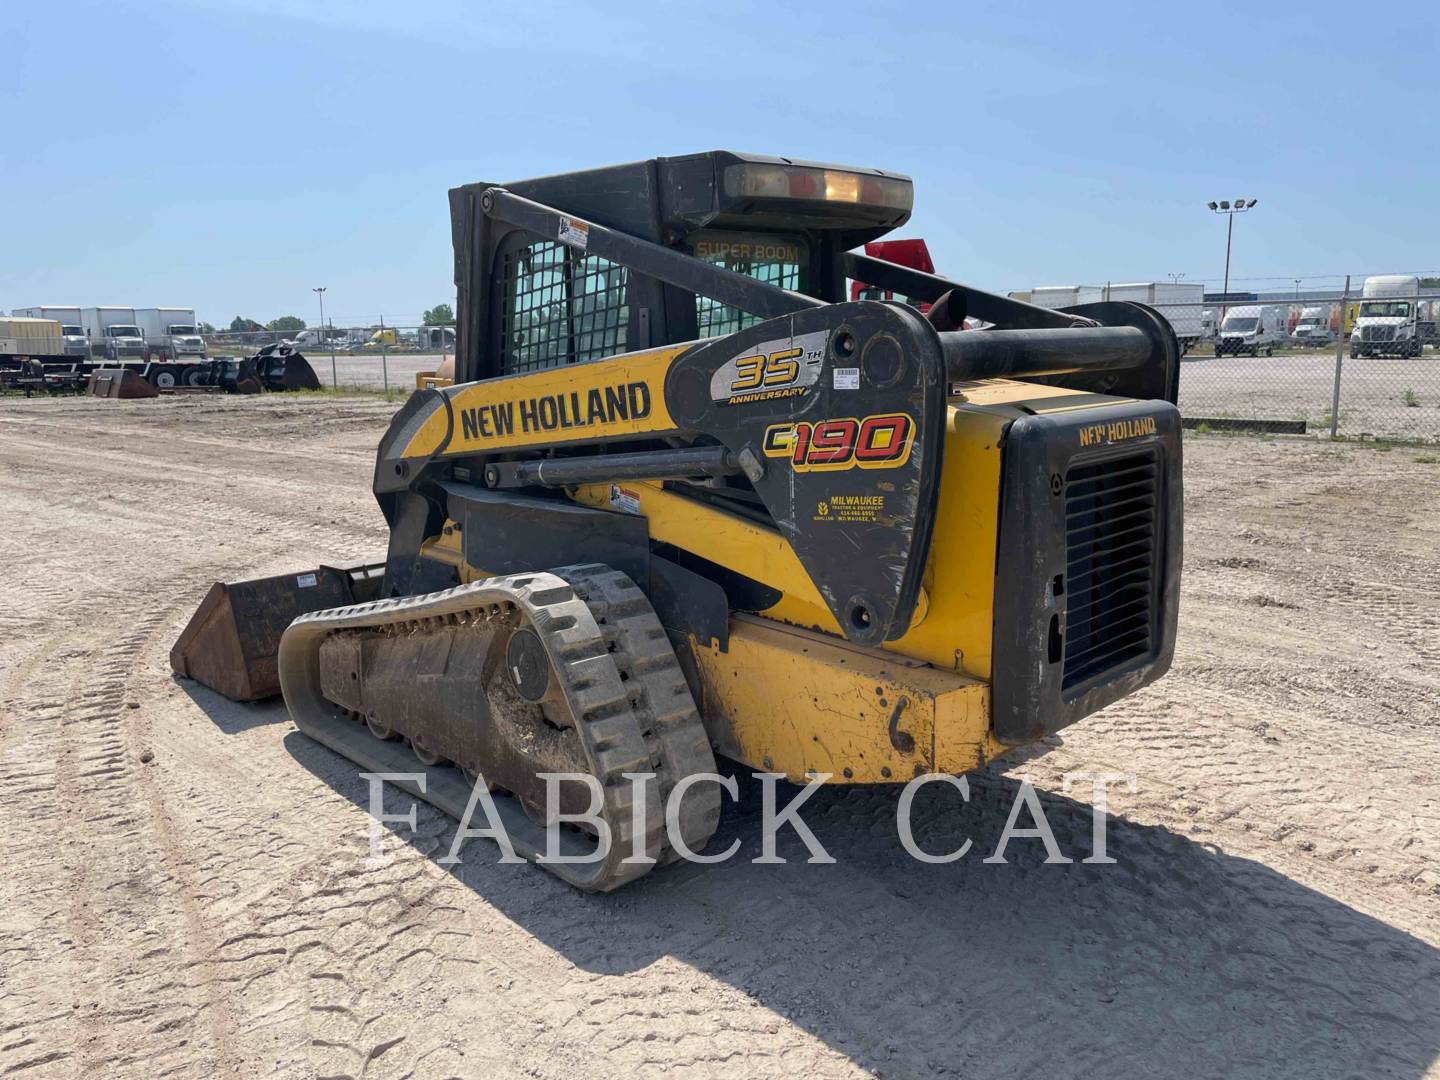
843 252 1091 330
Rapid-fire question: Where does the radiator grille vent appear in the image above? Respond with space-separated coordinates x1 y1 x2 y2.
1062 452 1159 690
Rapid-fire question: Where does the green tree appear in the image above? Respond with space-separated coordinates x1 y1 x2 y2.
229 316 263 333
266 315 306 333
198 321 216 334
423 303 455 325
1420 277 1440 289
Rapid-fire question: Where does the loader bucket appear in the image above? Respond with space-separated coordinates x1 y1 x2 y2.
88 368 158 399
252 343 322 392
171 562 384 701
261 352 322 391
228 358 266 394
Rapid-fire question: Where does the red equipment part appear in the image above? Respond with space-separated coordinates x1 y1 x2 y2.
849 238 936 312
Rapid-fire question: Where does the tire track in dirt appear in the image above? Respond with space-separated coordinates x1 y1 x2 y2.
0 396 516 1078
1046 678 1440 905
0 397 391 1077
1 596 236 1077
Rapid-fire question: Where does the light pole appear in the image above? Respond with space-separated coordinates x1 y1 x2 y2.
1206 198 1258 346
1168 272 1185 284
313 287 335 387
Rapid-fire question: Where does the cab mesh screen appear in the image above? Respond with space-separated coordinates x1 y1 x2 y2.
500 239 629 372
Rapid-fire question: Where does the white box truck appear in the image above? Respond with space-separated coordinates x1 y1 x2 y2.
136 307 208 361
1350 275 1425 358
81 307 147 362
12 306 91 357
1101 282 1206 354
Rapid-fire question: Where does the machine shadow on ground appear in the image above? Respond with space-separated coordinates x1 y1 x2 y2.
270 724 1440 1079
178 679 291 734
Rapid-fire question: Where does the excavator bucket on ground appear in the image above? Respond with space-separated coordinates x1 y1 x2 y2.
171 563 384 701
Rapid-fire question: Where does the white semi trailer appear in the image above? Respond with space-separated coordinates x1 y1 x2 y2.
1029 282 1206 354
1103 282 1205 353
1029 285 1104 309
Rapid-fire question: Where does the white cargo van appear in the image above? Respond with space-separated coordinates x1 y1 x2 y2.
1217 305 1283 356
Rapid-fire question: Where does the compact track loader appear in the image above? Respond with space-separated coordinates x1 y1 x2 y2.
175 152 1182 889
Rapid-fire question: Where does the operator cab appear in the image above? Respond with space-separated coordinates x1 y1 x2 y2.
449 151 914 383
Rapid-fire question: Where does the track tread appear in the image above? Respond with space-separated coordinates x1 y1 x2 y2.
554 564 721 867
279 567 717 889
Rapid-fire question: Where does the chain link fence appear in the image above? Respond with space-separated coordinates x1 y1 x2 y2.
203 324 456 391
198 279 1440 443
1023 278 1440 444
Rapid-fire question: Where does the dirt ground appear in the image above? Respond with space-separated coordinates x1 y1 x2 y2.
1 393 1437 1079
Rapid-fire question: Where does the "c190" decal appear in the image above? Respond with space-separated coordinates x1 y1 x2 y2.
762 412 914 473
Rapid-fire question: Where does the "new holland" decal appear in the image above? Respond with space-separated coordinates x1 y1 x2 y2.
458 381 653 441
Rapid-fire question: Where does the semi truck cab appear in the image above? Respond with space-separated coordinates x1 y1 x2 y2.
1351 276 1424 358
1291 307 1333 347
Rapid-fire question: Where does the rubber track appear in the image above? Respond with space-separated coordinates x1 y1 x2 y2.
276 569 709 890
555 565 721 865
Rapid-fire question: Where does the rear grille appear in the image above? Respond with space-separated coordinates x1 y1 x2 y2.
1062 451 1159 690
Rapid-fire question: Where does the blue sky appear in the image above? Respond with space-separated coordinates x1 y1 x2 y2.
6 0 1437 327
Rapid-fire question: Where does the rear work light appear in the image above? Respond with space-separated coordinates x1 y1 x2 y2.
723 163 914 213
